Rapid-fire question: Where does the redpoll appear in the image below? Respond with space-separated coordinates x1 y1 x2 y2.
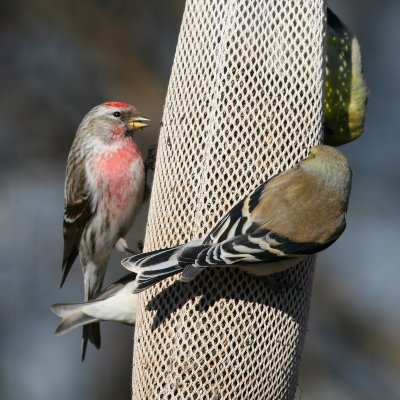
122 145 352 292
61 101 148 359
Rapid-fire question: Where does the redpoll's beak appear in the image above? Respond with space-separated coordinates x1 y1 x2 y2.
127 117 150 131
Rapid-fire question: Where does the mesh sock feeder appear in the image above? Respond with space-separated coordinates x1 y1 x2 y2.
132 0 325 398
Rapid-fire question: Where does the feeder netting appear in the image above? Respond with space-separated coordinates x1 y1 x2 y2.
132 0 325 398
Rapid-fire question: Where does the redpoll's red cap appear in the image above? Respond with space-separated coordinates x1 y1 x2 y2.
104 101 132 108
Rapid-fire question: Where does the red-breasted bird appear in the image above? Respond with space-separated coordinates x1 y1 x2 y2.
61 101 149 359
122 145 352 292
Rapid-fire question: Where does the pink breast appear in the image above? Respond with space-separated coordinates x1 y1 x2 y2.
94 142 144 215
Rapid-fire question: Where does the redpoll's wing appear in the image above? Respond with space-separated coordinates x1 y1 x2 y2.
61 162 94 287
53 307 98 336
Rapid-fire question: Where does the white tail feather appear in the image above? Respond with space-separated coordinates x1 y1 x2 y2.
51 304 97 336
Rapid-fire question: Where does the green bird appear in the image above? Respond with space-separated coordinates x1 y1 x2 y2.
324 8 368 146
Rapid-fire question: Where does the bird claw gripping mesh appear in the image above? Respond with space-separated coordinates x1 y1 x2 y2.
132 1 325 399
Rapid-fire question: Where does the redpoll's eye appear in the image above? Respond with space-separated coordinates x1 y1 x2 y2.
113 111 121 118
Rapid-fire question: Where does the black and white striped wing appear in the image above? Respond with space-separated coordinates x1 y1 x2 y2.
181 230 339 280
202 230 342 266
203 180 268 245
180 230 287 280
194 230 293 267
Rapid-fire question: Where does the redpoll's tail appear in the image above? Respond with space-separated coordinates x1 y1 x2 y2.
82 323 100 361
51 303 98 336
81 263 105 360
122 241 209 293
51 302 101 361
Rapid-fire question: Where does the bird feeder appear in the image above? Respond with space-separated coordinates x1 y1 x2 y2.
132 0 325 398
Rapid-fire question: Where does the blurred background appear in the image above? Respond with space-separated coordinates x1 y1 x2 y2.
0 0 398 399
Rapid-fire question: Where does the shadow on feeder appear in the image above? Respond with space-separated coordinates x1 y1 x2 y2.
145 260 314 331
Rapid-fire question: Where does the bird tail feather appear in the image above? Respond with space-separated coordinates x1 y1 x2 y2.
51 303 97 336
122 242 211 293
82 323 100 361
51 302 101 361
80 262 105 359
122 246 186 293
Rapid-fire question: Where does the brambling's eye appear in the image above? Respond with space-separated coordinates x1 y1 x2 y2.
113 111 121 118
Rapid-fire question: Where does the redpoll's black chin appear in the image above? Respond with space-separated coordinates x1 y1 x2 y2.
125 129 135 138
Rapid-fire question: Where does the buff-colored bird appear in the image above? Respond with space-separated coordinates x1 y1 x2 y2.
123 145 352 292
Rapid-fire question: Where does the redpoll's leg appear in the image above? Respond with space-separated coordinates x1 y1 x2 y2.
143 145 157 202
144 145 157 171
143 184 151 202
137 240 144 253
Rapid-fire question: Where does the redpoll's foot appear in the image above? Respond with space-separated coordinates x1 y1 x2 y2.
145 145 157 171
115 238 138 255
137 240 144 253
143 145 156 201
115 238 128 252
